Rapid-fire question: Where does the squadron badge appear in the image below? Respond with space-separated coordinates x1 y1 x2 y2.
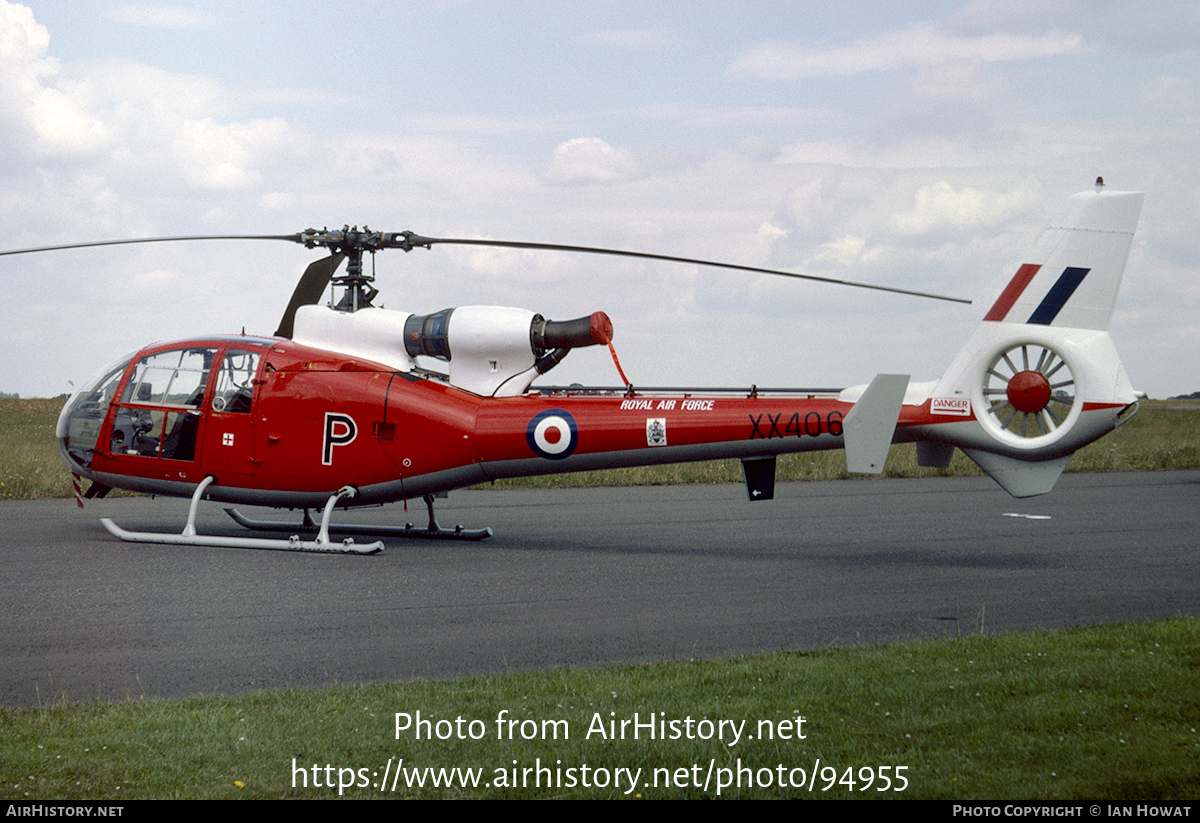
646 418 667 447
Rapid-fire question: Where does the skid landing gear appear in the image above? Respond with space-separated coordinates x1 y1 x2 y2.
225 493 493 542
100 476 384 554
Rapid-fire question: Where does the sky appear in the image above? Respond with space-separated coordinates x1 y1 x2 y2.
1 0 1197 399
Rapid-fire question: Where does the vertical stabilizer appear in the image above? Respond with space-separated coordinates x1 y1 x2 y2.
914 186 1143 497
981 189 1143 332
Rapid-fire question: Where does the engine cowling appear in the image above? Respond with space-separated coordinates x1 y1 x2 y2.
291 304 612 396
404 307 611 360
404 306 612 396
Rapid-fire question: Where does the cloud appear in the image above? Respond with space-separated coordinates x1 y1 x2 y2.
728 23 1083 79
1 1 1197 400
108 4 216 30
734 135 780 161
952 0 1200 55
888 180 1040 236
170 116 292 191
0 2 110 157
0 1 303 206
545 137 640 185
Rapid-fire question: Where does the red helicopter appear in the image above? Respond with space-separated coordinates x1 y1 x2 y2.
21 180 1142 554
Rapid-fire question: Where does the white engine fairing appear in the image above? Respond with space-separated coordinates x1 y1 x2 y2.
292 305 418 373
291 304 543 397
438 306 541 397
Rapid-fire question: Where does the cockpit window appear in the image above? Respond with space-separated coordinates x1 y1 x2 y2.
212 349 260 413
56 353 136 466
98 347 218 461
121 348 217 408
59 344 260 470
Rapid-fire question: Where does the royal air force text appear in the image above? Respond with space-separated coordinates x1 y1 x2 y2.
618 399 844 441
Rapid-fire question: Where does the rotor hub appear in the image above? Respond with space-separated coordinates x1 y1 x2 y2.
1006 369 1052 413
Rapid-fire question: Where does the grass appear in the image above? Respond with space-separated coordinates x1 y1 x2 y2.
0 398 75 499
2 618 1197 799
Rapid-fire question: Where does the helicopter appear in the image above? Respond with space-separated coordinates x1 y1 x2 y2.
18 180 1142 554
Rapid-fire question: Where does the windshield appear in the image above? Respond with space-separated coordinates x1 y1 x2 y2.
56 352 137 469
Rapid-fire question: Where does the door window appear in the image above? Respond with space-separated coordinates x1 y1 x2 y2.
112 347 217 461
211 349 261 413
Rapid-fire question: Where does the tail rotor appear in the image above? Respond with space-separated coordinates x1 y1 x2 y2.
980 342 1079 446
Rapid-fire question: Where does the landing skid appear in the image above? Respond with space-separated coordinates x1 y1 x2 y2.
225 493 493 542
100 477 384 554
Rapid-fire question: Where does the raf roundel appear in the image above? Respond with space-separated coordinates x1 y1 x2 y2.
526 409 579 460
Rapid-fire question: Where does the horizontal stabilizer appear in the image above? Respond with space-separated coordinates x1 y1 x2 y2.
962 450 1071 498
843 374 909 473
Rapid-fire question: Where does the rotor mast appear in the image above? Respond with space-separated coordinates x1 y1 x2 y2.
299 226 385 312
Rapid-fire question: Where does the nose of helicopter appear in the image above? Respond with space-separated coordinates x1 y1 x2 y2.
56 352 138 474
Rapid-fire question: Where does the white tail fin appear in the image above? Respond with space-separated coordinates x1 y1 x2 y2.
911 187 1144 497
981 189 1143 331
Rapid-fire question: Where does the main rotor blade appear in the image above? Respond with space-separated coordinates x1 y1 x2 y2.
276 254 345 339
401 235 972 304
0 234 303 257
0 229 972 305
